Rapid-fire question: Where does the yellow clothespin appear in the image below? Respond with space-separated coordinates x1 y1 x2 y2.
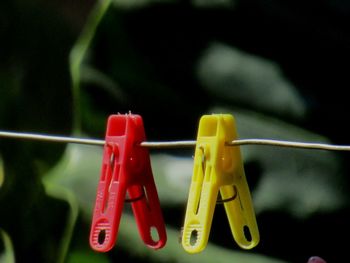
181 114 259 253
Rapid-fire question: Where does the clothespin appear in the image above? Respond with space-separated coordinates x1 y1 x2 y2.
90 114 167 252
181 114 259 253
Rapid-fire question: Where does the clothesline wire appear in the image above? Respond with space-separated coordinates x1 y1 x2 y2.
1 130 350 151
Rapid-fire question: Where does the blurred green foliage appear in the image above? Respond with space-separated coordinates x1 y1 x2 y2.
1 0 350 262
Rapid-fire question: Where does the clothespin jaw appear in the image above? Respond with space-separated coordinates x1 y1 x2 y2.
181 114 259 253
90 114 167 252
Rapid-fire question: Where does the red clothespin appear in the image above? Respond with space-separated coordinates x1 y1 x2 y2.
90 114 167 252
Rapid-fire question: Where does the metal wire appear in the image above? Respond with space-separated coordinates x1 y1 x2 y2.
1 130 350 151
0 131 105 146
226 139 350 151
140 140 196 148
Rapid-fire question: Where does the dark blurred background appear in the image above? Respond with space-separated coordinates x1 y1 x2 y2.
1 0 350 262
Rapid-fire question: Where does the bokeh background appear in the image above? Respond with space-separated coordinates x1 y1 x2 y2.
1 0 350 262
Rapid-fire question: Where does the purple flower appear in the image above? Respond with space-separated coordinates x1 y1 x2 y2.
307 256 327 263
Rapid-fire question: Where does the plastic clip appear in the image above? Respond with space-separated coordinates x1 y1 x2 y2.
181 114 259 253
90 114 167 252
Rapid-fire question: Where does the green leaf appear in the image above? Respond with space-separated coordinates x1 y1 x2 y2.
44 143 102 216
0 229 15 263
66 250 110 263
197 43 306 119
